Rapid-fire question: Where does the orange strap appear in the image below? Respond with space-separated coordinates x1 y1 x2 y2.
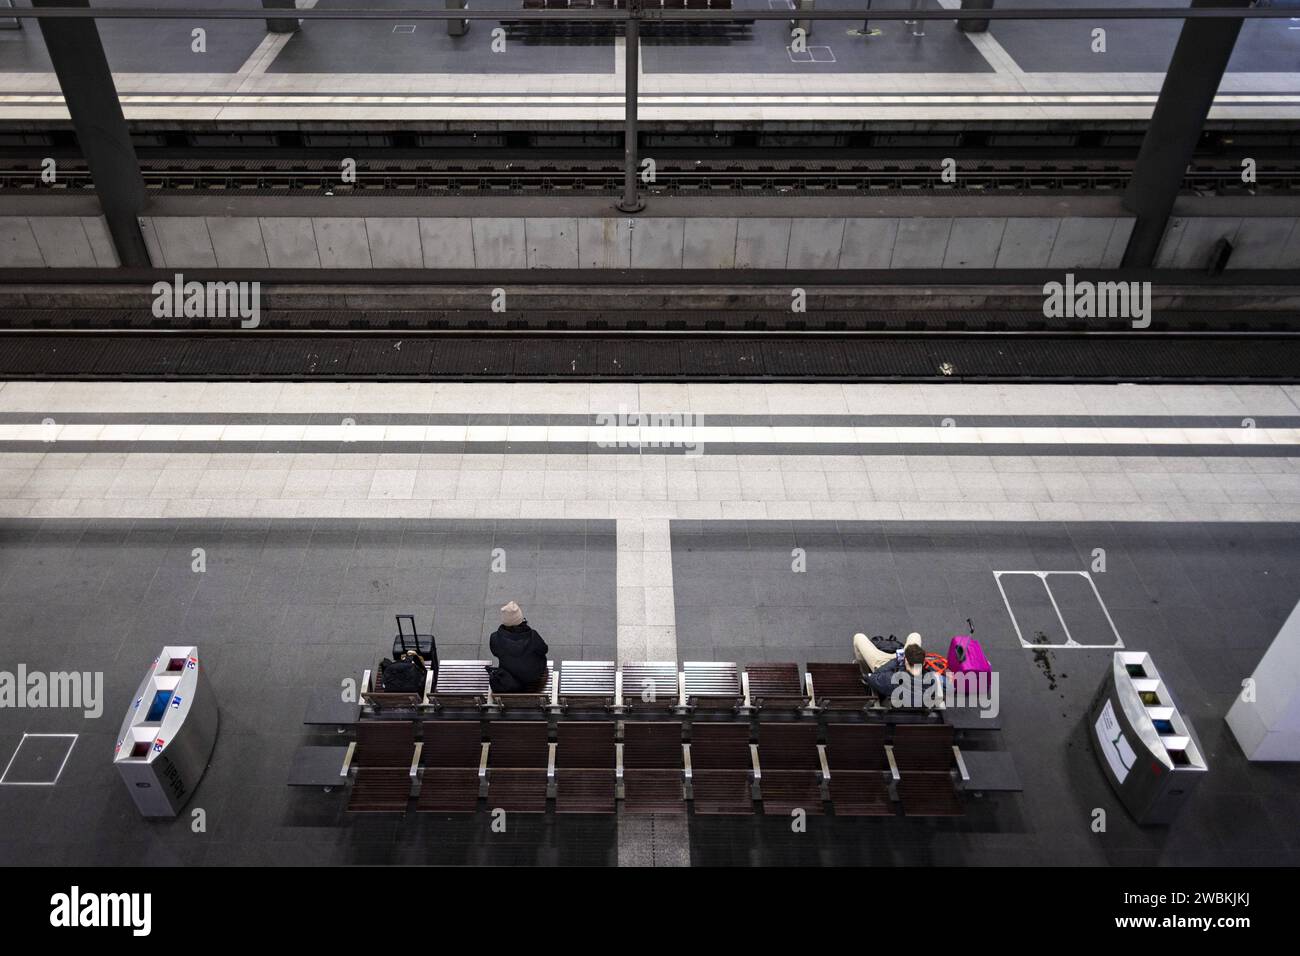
924 653 948 675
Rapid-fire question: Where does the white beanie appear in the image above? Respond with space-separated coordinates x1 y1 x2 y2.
501 601 524 627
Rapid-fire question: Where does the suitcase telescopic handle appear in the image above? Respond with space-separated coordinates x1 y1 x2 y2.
396 613 417 651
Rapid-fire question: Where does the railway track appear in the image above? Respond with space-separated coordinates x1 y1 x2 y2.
3 159 1295 194
0 321 1296 382
3 308 1299 334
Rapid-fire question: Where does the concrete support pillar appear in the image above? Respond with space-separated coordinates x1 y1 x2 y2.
617 7 645 214
1227 598 1300 761
32 0 149 267
262 0 300 35
1121 0 1251 267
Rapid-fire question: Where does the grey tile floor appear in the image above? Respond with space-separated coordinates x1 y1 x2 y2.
641 0 993 75
2 380 1299 865
987 0 1300 74
0 517 616 866
267 0 617 75
0 0 270 74
673 519 1300 866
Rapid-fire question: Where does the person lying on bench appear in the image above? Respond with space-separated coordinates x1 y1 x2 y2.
853 631 929 698
486 600 549 694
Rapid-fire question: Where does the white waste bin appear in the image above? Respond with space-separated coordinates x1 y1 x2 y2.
113 646 219 819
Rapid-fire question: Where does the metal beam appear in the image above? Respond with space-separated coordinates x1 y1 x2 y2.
8 6 1299 21
1121 0 1251 268
617 10 644 214
32 0 149 267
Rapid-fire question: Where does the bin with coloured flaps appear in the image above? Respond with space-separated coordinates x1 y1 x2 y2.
1089 651 1207 825
113 646 219 819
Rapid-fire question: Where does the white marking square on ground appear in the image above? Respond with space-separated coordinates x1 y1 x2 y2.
393 24 417 34
994 570 1125 649
0 733 78 786
788 45 836 63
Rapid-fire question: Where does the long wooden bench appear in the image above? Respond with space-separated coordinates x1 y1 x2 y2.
503 0 753 36
313 656 1008 818
307 709 990 817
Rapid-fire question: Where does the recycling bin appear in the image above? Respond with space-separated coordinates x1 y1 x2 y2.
1089 651 1207 825
113 646 219 819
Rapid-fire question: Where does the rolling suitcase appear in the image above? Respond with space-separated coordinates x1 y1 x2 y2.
392 614 439 682
946 635 991 673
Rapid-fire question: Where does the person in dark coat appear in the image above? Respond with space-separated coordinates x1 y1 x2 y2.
486 600 549 693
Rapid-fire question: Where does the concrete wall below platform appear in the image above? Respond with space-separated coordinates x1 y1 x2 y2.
4 205 1300 273
129 214 1137 271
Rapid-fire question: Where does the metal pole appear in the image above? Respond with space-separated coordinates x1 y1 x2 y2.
32 0 150 266
850 0 880 38
617 8 645 213
1121 0 1251 267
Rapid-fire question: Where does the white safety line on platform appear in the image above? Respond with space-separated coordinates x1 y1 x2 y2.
3 423 1297 448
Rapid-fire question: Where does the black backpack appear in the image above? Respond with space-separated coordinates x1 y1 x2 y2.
870 634 902 652
380 654 426 694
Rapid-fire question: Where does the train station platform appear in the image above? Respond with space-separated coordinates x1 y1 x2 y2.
1 0 1298 121
1 379 1298 866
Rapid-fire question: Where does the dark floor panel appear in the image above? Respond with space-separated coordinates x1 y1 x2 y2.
0 0 268 74
0 516 616 866
642 0 993 74
672 519 1300 866
267 0 616 75
987 0 1297 74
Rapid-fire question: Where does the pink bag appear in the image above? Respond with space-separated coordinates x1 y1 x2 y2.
946 635 991 673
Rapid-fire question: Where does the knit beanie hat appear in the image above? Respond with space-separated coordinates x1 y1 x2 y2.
501 601 525 627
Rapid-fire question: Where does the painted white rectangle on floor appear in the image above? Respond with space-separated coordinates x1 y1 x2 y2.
994 570 1125 649
0 733 78 786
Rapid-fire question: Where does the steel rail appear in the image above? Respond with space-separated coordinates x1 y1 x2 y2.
3 327 1298 338
9 5 1300 21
